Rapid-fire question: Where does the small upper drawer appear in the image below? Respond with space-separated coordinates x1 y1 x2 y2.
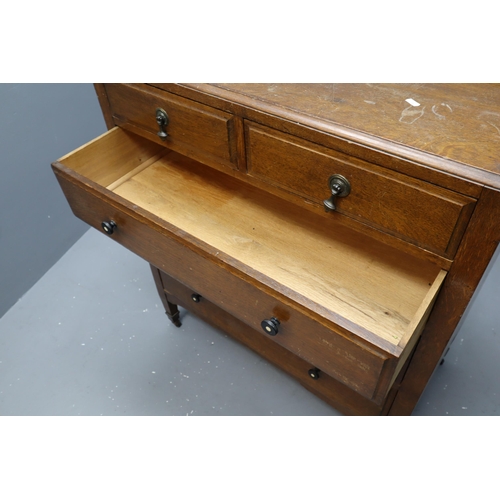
105 83 240 172
245 122 476 258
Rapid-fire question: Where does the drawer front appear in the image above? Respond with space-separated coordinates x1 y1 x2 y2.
105 83 240 172
53 166 394 403
157 270 390 416
245 122 476 257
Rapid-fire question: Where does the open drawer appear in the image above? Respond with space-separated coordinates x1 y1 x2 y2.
52 127 447 403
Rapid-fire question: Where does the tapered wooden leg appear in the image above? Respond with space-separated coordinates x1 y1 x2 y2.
150 264 182 327
164 299 182 327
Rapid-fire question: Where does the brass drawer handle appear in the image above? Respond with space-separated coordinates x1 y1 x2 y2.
261 317 280 336
156 108 169 140
323 174 351 212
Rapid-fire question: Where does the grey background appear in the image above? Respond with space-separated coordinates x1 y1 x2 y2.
0 84 499 415
0 83 106 318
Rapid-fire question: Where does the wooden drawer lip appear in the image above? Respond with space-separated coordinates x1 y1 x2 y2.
105 83 240 172
245 121 476 258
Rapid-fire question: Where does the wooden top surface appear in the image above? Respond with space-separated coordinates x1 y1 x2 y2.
181 83 500 185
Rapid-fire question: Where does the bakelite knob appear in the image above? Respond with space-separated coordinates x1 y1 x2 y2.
191 293 202 303
101 220 117 235
308 368 320 380
261 317 280 336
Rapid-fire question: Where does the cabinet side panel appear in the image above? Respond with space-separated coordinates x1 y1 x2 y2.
388 188 500 415
94 84 115 130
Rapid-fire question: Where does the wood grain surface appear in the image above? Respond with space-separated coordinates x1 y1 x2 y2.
388 188 500 414
52 161 399 401
109 150 443 347
59 83 500 414
105 83 240 172
156 269 391 415
210 83 500 175
246 121 476 257
154 83 498 190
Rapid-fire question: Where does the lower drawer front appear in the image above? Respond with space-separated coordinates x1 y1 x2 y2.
54 168 395 403
158 270 392 416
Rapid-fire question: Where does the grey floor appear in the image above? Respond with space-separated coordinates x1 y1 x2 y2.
1 228 499 416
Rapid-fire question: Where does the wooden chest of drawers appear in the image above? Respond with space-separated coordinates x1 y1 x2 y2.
52 83 500 415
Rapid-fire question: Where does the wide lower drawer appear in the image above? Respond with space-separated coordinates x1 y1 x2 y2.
52 127 447 404
245 122 476 258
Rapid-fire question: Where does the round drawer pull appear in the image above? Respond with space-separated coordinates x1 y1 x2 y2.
261 317 280 336
101 220 117 235
191 293 202 303
323 174 351 212
156 108 169 140
308 368 320 380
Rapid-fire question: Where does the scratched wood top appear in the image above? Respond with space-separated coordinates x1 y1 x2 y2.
198 84 500 177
